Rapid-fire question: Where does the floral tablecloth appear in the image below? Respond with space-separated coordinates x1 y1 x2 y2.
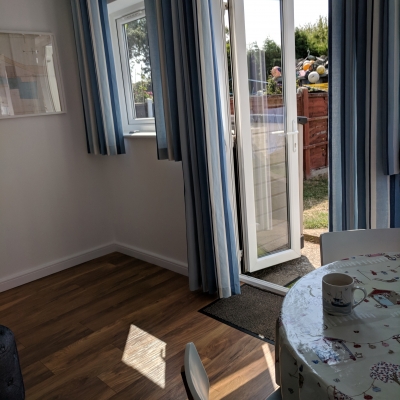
276 252 400 400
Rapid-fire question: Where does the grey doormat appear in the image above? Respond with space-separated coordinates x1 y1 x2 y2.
199 284 284 344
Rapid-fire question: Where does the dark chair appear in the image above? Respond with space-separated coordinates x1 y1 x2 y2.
266 388 282 399
0 325 25 399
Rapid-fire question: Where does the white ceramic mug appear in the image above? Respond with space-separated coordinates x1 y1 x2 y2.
322 273 367 316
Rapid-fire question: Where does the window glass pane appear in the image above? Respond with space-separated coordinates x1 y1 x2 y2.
243 0 289 258
124 16 153 119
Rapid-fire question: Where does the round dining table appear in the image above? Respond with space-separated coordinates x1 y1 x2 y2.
276 252 400 400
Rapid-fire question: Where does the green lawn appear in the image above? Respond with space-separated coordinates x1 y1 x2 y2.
303 174 329 229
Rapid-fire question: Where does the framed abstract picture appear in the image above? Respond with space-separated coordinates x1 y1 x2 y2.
0 31 65 118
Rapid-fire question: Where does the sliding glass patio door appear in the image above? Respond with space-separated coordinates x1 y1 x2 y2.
229 0 301 275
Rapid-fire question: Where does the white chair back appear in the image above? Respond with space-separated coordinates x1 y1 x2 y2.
184 342 209 400
320 228 400 265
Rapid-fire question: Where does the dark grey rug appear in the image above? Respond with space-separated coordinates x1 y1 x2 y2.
199 284 284 344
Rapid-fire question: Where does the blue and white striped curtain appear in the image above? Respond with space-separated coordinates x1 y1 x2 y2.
329 0 400 231
71 0 125 155
145 0 241 298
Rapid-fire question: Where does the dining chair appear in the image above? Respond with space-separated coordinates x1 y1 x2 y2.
320 228 400 265
181 342 209 400
181 342 280 400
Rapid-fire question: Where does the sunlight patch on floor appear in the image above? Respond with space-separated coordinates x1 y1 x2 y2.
122 325 166 389
262 342 278 389
262 343 275 366
211 343 277 397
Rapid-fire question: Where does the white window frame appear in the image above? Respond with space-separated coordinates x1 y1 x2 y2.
109 2 155 133
228 0 300 294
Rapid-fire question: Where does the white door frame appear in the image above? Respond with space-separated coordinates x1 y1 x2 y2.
229 0 301 293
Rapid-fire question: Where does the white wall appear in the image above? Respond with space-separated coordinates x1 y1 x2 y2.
0 0 188 291
0 0 115 290
105 138 188 274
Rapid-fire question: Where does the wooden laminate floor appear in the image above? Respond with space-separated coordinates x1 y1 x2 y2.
0 253 277 399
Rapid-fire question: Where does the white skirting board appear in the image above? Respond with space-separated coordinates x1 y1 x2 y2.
0 243 116 293
115 242 188 277
0 242 188 293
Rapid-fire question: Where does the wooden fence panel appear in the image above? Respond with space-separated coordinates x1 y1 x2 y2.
300 89 328 178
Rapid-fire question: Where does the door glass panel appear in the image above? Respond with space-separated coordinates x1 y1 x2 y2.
242 0 289 258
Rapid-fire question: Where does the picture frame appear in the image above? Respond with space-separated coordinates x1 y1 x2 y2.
0 30 66 119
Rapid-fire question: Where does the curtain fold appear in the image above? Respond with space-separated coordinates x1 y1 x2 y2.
145 0 240 298
329 0 400 231
71 0 125 155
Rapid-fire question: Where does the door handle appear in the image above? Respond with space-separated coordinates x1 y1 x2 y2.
271 121 298 152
